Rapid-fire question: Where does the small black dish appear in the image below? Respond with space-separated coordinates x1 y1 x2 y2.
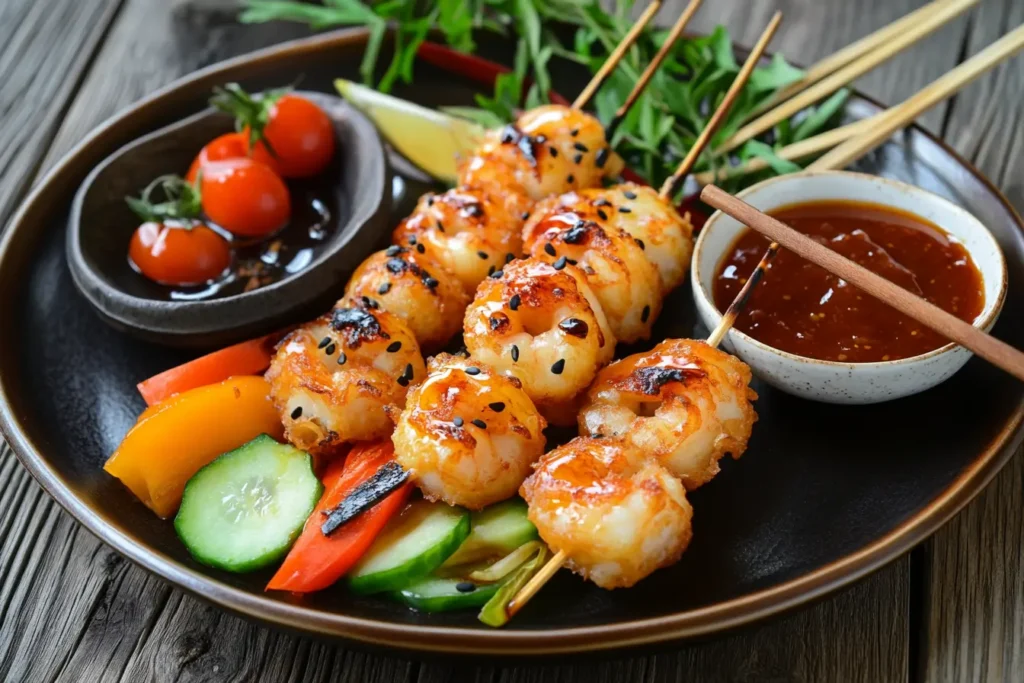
66 90 389 349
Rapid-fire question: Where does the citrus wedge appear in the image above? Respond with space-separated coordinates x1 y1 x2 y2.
335 79 485 184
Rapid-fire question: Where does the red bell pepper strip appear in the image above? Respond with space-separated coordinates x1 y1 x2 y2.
137 333 281 406
267 440 413 593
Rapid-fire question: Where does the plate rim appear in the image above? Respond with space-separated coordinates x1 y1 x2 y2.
1 26 1023 655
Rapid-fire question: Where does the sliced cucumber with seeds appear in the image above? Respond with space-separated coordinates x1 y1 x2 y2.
174 434 322 573
442 498 537 568
348 500 470 594
390 577 501 612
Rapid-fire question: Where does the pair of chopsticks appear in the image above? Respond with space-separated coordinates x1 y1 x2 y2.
697 0 1024 184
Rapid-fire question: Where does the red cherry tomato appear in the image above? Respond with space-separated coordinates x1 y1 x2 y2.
200 158 291 237
129 222 231 286
185 132 280 183
255 95 335 178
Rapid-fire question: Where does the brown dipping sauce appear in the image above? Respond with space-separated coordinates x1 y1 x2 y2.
712 200 985 363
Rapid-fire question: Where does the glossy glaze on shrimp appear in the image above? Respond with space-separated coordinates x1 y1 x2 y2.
343 246 468 352
459 105 624 201
392 186 529 295
520 436 693 589
578 339 758 490
463 258 614 423
266 304 426 454
523 204 662 343
536 184 694 294
392 354 547 510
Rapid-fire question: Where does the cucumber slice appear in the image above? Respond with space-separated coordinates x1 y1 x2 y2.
349 500 470 594
390 577 501 612
442 498 537 568
174 434 322 573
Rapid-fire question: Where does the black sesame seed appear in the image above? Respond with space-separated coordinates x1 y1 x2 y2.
558 318 589 338
491 269 504 279
471 419 487 429
594 198 611 207
489 402 506 412
453 417 464 427
553 287 564 296
427 196 435 206
544 243 556 257
595 148 609 168
337 352 347 365
397 375 410 387
416 243 426 254
521 212 530 221
566 174 575 184
318 336 332 349
489 316 501 330
424 276 439 289
623 190 637 199
635 238 645 250
553 255 568 270
477 250 489 260
455 581 476 593
436 220 445 232
641 305 651 322
506 252 515 263
570 127 579 137
378 282 391 295
465 366 481 375
361 295 379 309
549 146 558 158
597 209 608 220
387 341 402 353
551 359 566 374
511 345 519 362
567 258 577 266
593 433 605 439
509 294 521 311
573 142 589 152
487 264 496 276
407 235 417 245
573 153 583 164
290 406 303 419
618 206 632 213
386 245 401 257
324 343 336 356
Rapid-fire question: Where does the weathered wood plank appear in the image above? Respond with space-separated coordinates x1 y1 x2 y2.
0 0 123 230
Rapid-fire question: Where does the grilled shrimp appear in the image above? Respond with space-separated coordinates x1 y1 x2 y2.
267 304 426 454
520 436 693 589
463 258 614 423
523 203 662 343
536 184 694 294
392 354 547 510
578 339 758 490
392 186 529 295
344 246 468 352
459 105 624 201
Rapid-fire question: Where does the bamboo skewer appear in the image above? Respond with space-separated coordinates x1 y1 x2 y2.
700 185 1024 383
572 0 664 110
509 13 784 621
604 0 705 139
743 0 955 122
658 11 782 199
717 0 978 154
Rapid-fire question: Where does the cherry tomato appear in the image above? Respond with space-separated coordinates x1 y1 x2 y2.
129 222 231 286
200 158 291 237
185 132 280 183
254 95 335 178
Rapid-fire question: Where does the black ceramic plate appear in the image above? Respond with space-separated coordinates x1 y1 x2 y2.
1 28 1022 656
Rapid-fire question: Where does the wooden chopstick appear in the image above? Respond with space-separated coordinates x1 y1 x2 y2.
743 0 955 122
809 22 1024 171
700 184 1024 383
717 0 978 154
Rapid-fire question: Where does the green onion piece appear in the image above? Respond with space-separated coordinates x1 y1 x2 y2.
467 541 542 583
478 543 548 628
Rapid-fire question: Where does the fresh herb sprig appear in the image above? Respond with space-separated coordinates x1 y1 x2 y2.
241 0 849 192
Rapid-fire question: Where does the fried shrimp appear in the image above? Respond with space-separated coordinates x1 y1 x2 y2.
391 354 547 510
535 184 694 294
578 339 758 490
266 304 426 454
520 436 693 589
523 204 662 343
392 186 528 295
343 246 468 352
463 258 614 423
459 105 624 201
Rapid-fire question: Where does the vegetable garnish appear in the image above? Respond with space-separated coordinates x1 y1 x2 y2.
136 332 282 406
125 174 202 224
320 460 410 534
267 441 412 593
240 0 848 191
478 541 548 627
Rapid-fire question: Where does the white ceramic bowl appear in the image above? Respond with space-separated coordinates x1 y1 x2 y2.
691 171 1007 404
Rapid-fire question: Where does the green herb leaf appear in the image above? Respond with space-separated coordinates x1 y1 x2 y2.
740 140 802 175
793 88 851 142
748 53 805 93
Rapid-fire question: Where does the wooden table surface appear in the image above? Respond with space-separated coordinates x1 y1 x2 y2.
1 0 1022 680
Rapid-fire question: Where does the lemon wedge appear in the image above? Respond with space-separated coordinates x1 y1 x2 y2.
335 79 486 184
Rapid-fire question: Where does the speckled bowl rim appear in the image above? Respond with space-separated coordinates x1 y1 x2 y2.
0 27 1022 656
692 170 1009 371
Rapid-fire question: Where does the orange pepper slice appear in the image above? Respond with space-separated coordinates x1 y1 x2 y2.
105 375 284 518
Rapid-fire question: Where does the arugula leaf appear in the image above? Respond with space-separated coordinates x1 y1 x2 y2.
740 140 802 175
793 88 851 142
747 53 805 93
